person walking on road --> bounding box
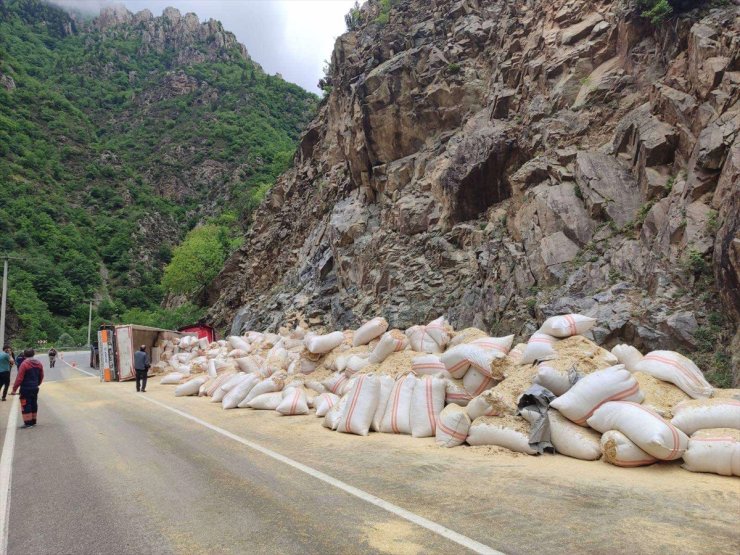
[134,345,150,393]
[0,346,14,401]
[11,349,44,428]
[48,346,58,368]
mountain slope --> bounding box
[208,0,738,386]
[0,0,317,345]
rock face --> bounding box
[95,6,249,62]
[208,0,739,383]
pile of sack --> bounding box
[160,314,740,477]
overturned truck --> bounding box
[98,324,192,382]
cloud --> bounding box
[46,0,355,93]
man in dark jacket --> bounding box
[134,345,150,393]
[0,346,14,401]
[12,349,44,428]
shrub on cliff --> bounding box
[345,1,364,31]
[638,0,708,24]
[162,225,233,297]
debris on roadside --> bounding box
[157,314,740,477]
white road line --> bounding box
[58,357,97,377]
[139,395,504,555]
[0,396,19,555]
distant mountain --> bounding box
[0,0,317,345]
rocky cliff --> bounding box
[208,0,739,385]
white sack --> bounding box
[242,375,284,406]
[534,365,575,396]
[305,380,326,394]
[198,381,210,397]
[410,376,446,437]
[345,355,371,376]
[600,430,658,467]
[436,404,471,448]
[234,357,261,374]
[323,372,350,395]
[670,399,740,435]
[305,331,345,354]
[161,372,185,385]
[207,360,218,379]
[445,379,472,407]
[223,374,260,409]
[633,351,713,399]
[206,371,235,397]
[338,374,380,436]
[248,392,283,410]
[550,365,643,425]
[440,344,474,379]
[174,376,208,397]
[462,367,496,398]
[411,354,448,378]
[611,344,643,372]
[548,410,602,461]
[682,428,740,476]
[299,358,318,374]
[539,314,596,338]
[466,418,536,455]
[371,375,396,432]
[470,335,514,355]
[353,317,389,347]
[228,336,251,352]
[315,393,340,417]
[405,316,450,354]
[466,394,494,421]
[323,394,349,430]
[440,343,504,379]
[379,374,417,434]
[520,332,558,364]
[212,372,246,403]
[276,387,310,415]
[368,331,408,364]
[587,401,688,460]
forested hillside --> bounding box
[0,0,317,346]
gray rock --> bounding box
[575,151,641,227]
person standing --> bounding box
[14,350,25,376]
[134,345,150,393]
[48,346,57,368]
[11,349,44,428]
[0,346,14,401]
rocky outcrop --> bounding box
[208,0,739,384]
[94,6,249,63]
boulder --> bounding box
[575,151,641,227]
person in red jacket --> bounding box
[11,349,44,428]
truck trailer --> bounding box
[98,324,193,382]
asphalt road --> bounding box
[0,354,738,555]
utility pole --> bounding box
[0,259,7,349]
[0,254,22,349]
[87,300,93,347]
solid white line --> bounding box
[139,395,504,555]
[0,396,19,555]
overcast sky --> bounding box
[50,0,356,93]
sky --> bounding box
[49,0,357,93]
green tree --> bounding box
[161,225,229,297]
